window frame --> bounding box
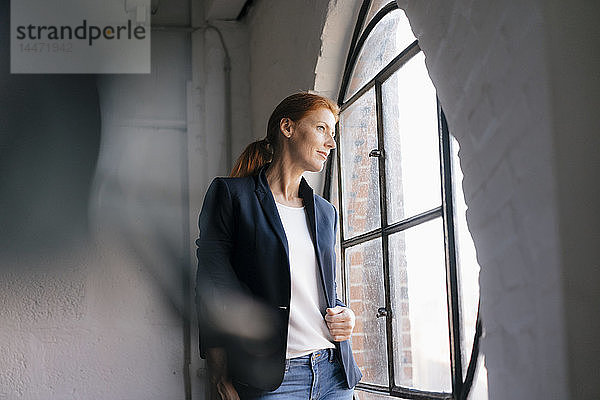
[323,1,482,399]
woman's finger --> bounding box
[330,331,352,338]
[327,321,351,329]
[329,327,352,335]
[333,335,351,342]
[217,380,240,400]
[325,314,350,322]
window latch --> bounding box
[376,307,388,318]
[368,149,382,158]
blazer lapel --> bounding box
[255,163,289,259]
[299,177,332,307]
[254,163,332,307]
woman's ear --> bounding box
[279,117,294,138]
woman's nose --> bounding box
[326,135,336,149]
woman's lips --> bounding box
[317,151,328,160]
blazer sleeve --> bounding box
[195,177,241,357]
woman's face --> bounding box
[281,107,337,173]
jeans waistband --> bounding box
[287,348,336,366]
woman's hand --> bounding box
[325,306,356,342]
[207,348,240,400]
[213,379,240,400]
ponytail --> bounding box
[229,138,273,178]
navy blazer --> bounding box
[195,163,362,391]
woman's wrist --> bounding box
[207,347,228,381]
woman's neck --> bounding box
[265,157,304,206]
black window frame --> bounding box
[322,1,482,399]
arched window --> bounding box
[324,1,487,399]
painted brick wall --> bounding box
[397,0,569,398]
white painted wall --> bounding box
[1,0,204,398]
[314,0,362,102]
[542,2,600,398]
[0,21,190,400]
[91,29,191,400]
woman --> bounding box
[195,92,362,400]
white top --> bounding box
[275,201,335,358]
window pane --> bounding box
[389,218,451,392]
[346,238,388,386]
[359,0,390,39]
[345,8,416,101]
[339,89,381,238]
[382,51,441,223]
[451,136,488,398]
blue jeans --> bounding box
[234,348,354,400]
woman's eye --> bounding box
[317,126,325,131]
